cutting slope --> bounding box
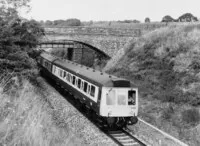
[108,25,200,105]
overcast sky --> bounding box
[22,0,200,22]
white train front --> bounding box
[38,52,138,127]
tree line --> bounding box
[41,12,198,27]
[41,18,82,26]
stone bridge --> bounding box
[43,26,141,57]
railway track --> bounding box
[104,128,146,146]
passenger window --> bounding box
[77,79,81,89]
[68,74,71,82]
[88,85,91,94]
[90,85,95,97]
[65,72,68,80]
[64,71,66,78]
[72,76,76,85]
[53,66,56,73]
[60,70,62,77]
[45,61,48,67]
[61,70,63,77]
[81,81,84,90]
[83,82,88,93]
[106,90,116,105]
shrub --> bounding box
[162,104,174,120]
[182,108,200,125]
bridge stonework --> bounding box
[43,27,141,57]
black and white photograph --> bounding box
[0,0,199,145]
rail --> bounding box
[105,128,146,146]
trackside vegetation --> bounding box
[0,0,45,83]
[107,24,200,145]
[109,25,200,105]
[0,1,73,145]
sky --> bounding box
[22,0,200,22]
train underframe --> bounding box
[105,116,138,128]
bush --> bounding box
[162,104,174,120]
[182,108,200,125]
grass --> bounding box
[182,108,200,125]
[0,75,80,146]
[106,24,200,145]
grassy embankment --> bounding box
[107,24,200,146]
[0,74,81,146]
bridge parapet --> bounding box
[44,26,141,37]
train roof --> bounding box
[40,52,131,87]
[40,51,58,62]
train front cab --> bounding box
[100,87,138,125]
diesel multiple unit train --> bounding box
[38,51,138,127]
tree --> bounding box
[53,19,65,25]
[145,17,150,23]
[0,0,31,17]
[65,18,81,26]
[178,13,198,22]
[45,20,53,26]
[0,0,44,78]
[161,15,175,22]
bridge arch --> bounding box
[38,39,110,59]
[38,39,110,68]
